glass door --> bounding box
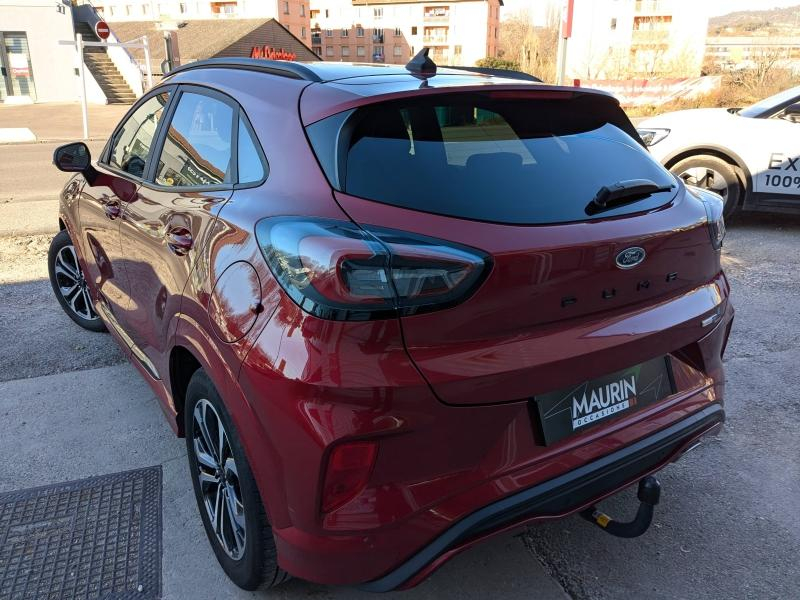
[0,33,36,101]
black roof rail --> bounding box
[444,66,542,83]
[164,58,323,82]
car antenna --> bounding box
[406,47,436,75]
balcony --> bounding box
[631,29,670,44]
[423,13,449,22]
[423,35,448,45]
[634,0,671,15]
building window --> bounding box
[211,1,237,14]
[283,1,289,14]
[374,7,383,19]
[494,27,498,39]
[300,4,305,16]
[314,46,322,56]
[454,44,462,54]
[357,45,366,56]
[411,26,417,35]
[108,5,114,15]
[142,5,148,14]
[356,27,364,37]
[393,45,402,56]
[611,17,617,30]
[342,46,351,56]
[325,9,329,17]
[341,29,349,37]
[373,45,384,61]
[325,29,333,37]
[394,27,401,36]
[301,26,306,38]
[373,28,384,43]
[424,6,449,18]
[125,5,132,16]
[179,3,186,13]
[326,46,334,56]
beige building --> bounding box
[706,36,800,73]
[90,0,311,45]
[309,0,501,66]
[562,0,710,79]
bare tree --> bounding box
[497,8,559,82]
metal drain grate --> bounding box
[0,466,162,600]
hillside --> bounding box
[710,4,800,34]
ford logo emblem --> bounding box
[615,247,646,269]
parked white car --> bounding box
[638,86,800,217]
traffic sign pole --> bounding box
[76,33,89,140]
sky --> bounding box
[503,0,800,22]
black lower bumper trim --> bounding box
[360,403,724,592]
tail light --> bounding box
[255,217,490,320]
[688,186,726,250]
[321,441,378,513]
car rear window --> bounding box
[306,91,677,225]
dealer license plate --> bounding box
[533,357,675,446]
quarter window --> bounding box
[154,92,234,187]
[237,116,266,184]
[108,91,171,178]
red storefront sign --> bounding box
[250,46,297,61]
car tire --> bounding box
[670,155,743,218]
[48,229,107,332]
[184,369,289,591]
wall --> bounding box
[0,0,77,102]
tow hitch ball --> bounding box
[579,476,661,538]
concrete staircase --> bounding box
[74,22,137,105]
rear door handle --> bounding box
[166,227,193,256]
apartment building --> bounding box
[707,36,800,73]
[309,0,501,66]
[90,0,310,45]
[563,0,709,79]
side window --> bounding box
[108,90,171,178]
[237,116,267,184]
[155,92,234,187]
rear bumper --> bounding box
[361,403,724,592]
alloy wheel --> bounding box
[192,399,247,560]
[678,166,729,200]
[53,244,99,321]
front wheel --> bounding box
[47,229,106,332]
[184,369,288,590]
[670,155,743,218]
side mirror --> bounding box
[782,102,800,123]
[53,142,91,173]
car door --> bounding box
[116,86,236,379]
[745,110,800,207]
[79,89,173,333]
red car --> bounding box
[50,54,732,591]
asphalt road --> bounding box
[1,181,799,597]
[0,141,107,236]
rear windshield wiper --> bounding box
[586,179,674,215]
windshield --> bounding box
[739,85,800,118]
[307,92,677,225]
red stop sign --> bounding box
[94,20,110,40]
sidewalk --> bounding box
[0,102,130,143]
